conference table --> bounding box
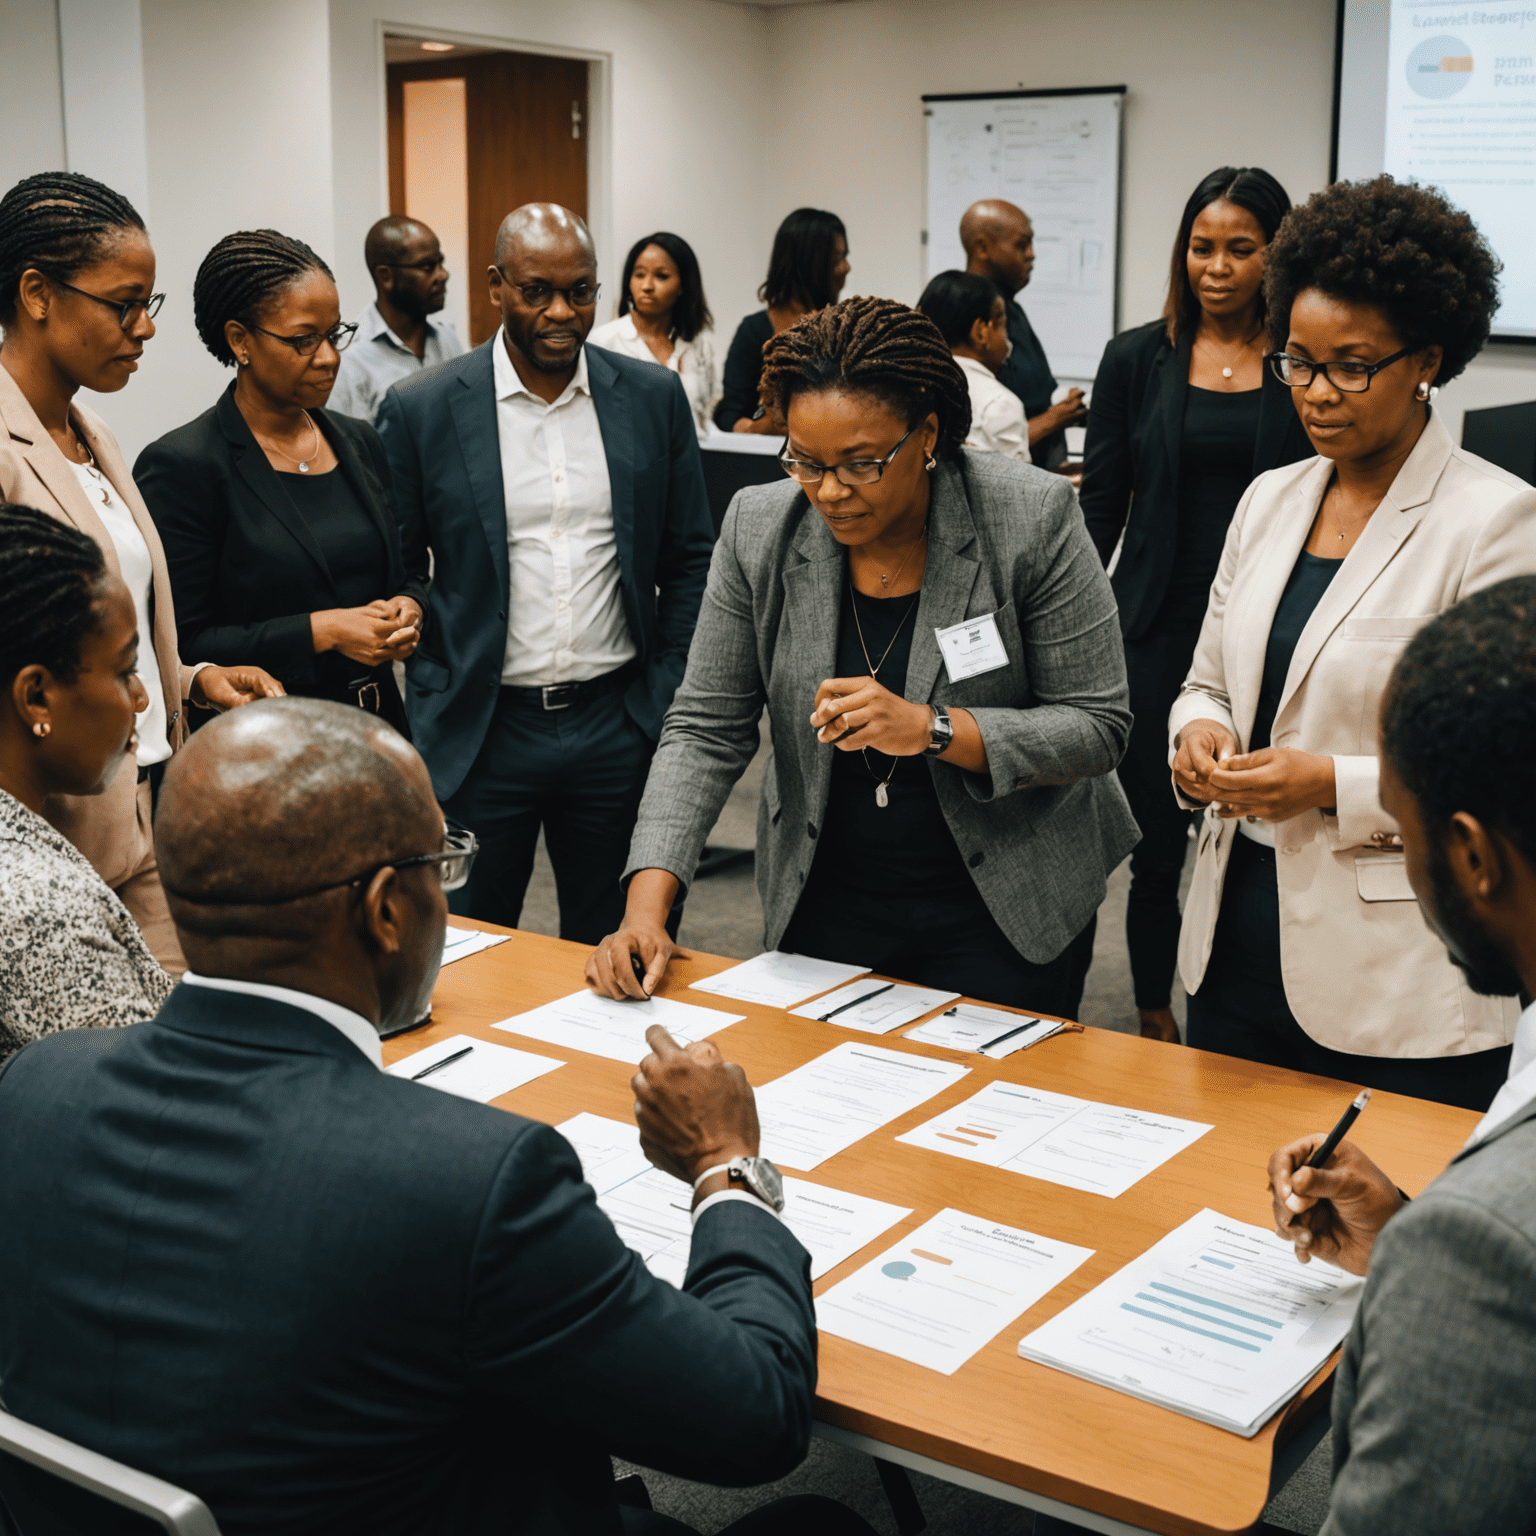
[389,922,1478,1536]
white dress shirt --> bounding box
[1469,998,1536,1146]
[180,972,383,1068]
[327,302,465,424]
[587,313,718,441]
[493,337,635,687]
[957,355,1029,462]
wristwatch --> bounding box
[922,704,954,757]
[693,1155,786,1213]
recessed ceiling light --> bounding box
[419,40,454,52]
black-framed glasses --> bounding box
[1267,348,1412,394]
[248,320,358,356]
[383,257,448,275]
[493,267,600,310]
[780,423,918,487]
[52,277,164,330]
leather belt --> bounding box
[500,663,636,712]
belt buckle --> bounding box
[541,684,573,711]
[353,681,382,714]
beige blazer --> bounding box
[1169,411,1536,1058]
[0,366,194,888]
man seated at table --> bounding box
[1265,576,1536,1535]
[0,698,876,1536]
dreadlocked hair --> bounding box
[0,172,145,326]
[193,229,334,367]
[758,296,973,459]
[0,504,109,687]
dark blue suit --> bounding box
[376,339,715,939]
[0,989,816,1536]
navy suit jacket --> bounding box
[0,989,816,1536]
[375,339,716,801]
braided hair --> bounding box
[193,229,334,367]
[0,504,109,688]
[758,296,973,458]
[0,172,145,326]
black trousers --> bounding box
[442,685,655,946]
[1186,834,1512,1111]
[1117,607,1205,1011]
[780,872,1098,1021]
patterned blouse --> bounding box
[0,788,176,1066]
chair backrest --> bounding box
[0,1410,220,1536]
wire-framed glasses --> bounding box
[493,267,601,310]
[249,321,359,356]
[779,423,918,487]
[1267,348,1412,394]
[51,278,165,330]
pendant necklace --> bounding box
[74,437,110,506]
[847,575,921,808]
[263,411,322,473]
[1206,327,1263,381]
[871,523,928,589]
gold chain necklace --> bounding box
[257,410,322,474]
[847,576,921,808]
[868,524,928,590]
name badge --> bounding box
[935,612,1009,683]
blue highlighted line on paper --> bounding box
[1120,1303,1261,1352]
[1199,1255,1235,1269]
[1134,1292,1273,1341]
[1149,1281,1283,1329]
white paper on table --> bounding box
[492,990,743,1064]
[557,1113,911,1284]
[440,926,510,965]
[898,1080,1212,1198]
[903,1003,1064,1057]
[385,1033,562,1103]
[753,1041,970,1171]
[816,1207,1095,1375]
[789,982,959,1033]
[689,951,871,1009]
[1018,1208,1362,1436]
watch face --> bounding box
[734,1156,785,1211]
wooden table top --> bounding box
[391,922,1478,1536]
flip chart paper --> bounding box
[492,990,743,1064]
[385,1033,562,1103]
[789,983,959,1033]
[816,1207,1095,1375]
[689,951,871,1009]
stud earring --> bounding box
[239,356,250,367]
[32,721,49,739]
[1416,381,1438,401]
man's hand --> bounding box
[1267,1134,1406,1275]
[811,676,932,756]
[1048,388,1088,431]
[1171,718,1239,804]
[191,665,285,711]
[632,1025,760,1185]
[1208,748,1337,822]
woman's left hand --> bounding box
[811,676,932,756]
[191,666,286,712]
[1207,748,1336,822]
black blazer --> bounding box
[1078,319,1313,642]
[0,988,817,1536]
[134,385,430,691]
[713,309,775,432]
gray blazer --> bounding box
[624,451,1137,965]
[1322,1097,1536,1535]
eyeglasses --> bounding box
[52,277,165,330]
[383,257,448,275]
[248,320,358,356]
[493,268,601,310]
[780,423,918,487]
[1267,348,1412,394]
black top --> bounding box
[1249,549,1342,753]
[714,310,776,432]
[1168,386,1263,604]
[815,579,973,896]
[997,296,1061,468]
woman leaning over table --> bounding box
[588,231,718,438]
[135,230,426,737]
[1171,176,1536,1110]
[0,173,283,972]
[587,296,1137,1019]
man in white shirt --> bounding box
[327,216,465,423]
[376,204,713,944]
[916,269,1029,461]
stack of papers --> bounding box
[385,1033,563,1102]
[557,1113,911,1285]
[788,982,959,1033]
[1018,1209,1362,1436]
[898,1081,1211,1198]
[754,1042,971,1170]
[905,1003,1066,1057]
[689,951,871,1008]
[441,926,510,965]
[816,1208,1095,1375]
[493,990,743,1064]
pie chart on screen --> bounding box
[1407,35,1473,98]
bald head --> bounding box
[960,200,1035,294]
[365,216,431,273]
[493,203,594,270]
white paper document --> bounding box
[816,1207,1095,1375]
[385,1033,562,1103]
[441,926,510,965]
[898,1080,1211,1198]
[904,1003,1066,1057]
[1018,1208,1363,1436]
[558,1114,911,1285]
[492,990,743,1064]
[689,951,871,1009]
[789,982,959,1033]
[754,1042,971,1171]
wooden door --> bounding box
[387,50,589,345]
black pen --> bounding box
[1306,1087,1372,1168]
[819,983,894,1022]
[412,1045,473,1081]
[977,1017,1045,1054]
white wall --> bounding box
[0,0,66,193]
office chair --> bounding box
[0,1409,220,1536]
[1461,399,1536,485]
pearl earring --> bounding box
[32,721,49,739]
[1416,381,1438,401]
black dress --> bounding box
[713,311,775,432]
